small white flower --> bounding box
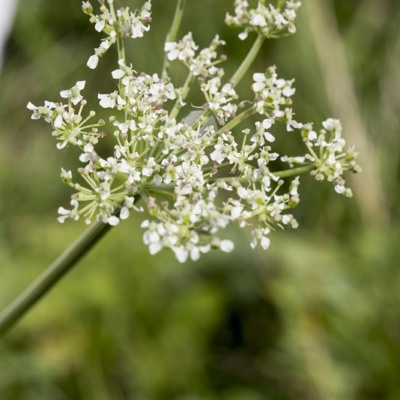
[164,42,179,61]
[60,81,86,105]
[98,93,116,108]
[260,235,270,250]
[131,20,150,38]
[220,239,234,253]
[120,207,130,220]
[112,68,125,79]
[79,143,95,163]
[334,184,346,194]
[250,228,271,250]
[252,73,266,92]
[95,20,105,32]
[283,85,295,97]
[237,186,250,199]
[308,130,317,141]
[323,118,341,131]
[238,31,248,40]
[173,245,189,263]
[27,102,41,120]
[262,119,272,129]
[57,199,79,223]
[108,216,120,226]
[87,54,99,69]
[250,13,266,27]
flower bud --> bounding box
[82,1,93,15]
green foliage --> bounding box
[1,0,399,399]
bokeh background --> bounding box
[1,0,400,399]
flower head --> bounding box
[28,0,360,262]
[226,0,302,40]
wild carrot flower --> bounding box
[27,0,360,262]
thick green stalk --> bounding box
[0,220,113,338]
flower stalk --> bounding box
[0,220,113,337]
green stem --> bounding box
[143,165,315,191]
[109,0,128,124]
[162,0,186,78]
[230,34,265,86]
[0,221,114,338]
[108,1,126,65]
[116,35,126,64]
[216,105,257,134]
[208,164,314,184]
[274,164,314,178]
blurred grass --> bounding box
[1,0,400,399]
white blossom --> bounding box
[60,81,86,105]
[28,0,360,263]
[226,0,302,39]
[87,54,99,69]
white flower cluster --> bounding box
[282,118,361,196]
[226,0,302,40]
[83,0,151,69]
[27,0,360,262]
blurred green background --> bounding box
[1,0,400,399]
